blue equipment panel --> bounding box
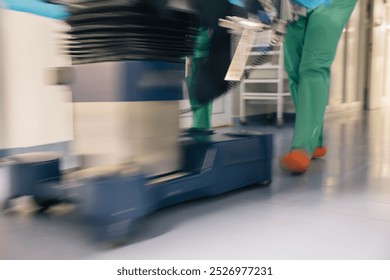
[3,130,272,242]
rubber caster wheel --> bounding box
[257,180,272,187]
[2,199,11,211]
[104,236,135,248]
[33,197,61,213]
[276,120,284,129]
[239,119,248,126]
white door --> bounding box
[367,0,390,109]
[383,2,390,105]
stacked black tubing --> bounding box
[62,1,199,64]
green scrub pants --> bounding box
[283,0,357,155]
[187,27,213,129]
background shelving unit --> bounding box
[239,38,290,127]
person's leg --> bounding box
[284,16,307,109]
[292,0,357,155]
[187,27,213,130]
[284,15,326,159]
[191,99,213,128]
[285,16,326,157]
[282,0,357,172]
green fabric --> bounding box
[187,27,213,129]
[193,28,211,59]
[284,0,357,155]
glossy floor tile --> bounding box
[1,108,390,260]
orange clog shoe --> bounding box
[312,146,327,158]
[280,149,310,173]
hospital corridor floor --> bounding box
[1,108,390,260]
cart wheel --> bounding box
[276,119,284,129]
[257,180,272,187]
[239,119,248,126]
[104,236,134,248]
[2,199,11,211]
[33,197,60,213]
